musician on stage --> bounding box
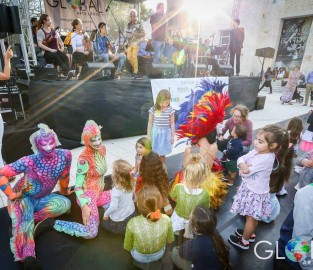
[37,14,70,77]
[126,9,145,79]
[71,19,92,79]
[150,2,168,64]
[93,22,126,79]
[229,18,244,76]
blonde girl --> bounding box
[170,156,210,239]
[147,89,175,163]
[124,185,174,263]
[102,160,136,234]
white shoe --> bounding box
[277,187,288,196]
[294,166,303,174]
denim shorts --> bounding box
[131,247,165,263]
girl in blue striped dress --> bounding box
[147,89,175,163]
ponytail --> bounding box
[269,129,293,193]
[212,231,232,270]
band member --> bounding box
[37,14,70,76]
[71,19,92,78]
[126,9,145,79]
[93,22,126,79]
[150,2,167,64]
[229,18,244,76]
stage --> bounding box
[2,76,260,163]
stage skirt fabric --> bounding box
[151,126,172,156]
[300,130,313,152]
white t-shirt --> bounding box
[71,32,89,52]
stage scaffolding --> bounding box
[0,0,44,80]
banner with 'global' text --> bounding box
[44,0,106,31]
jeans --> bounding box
[131,247,165,263]
[230,48,241,75]
[98,52,126,73]
[152,40,165,64]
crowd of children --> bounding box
[3,86,313,270]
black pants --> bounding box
[73,51,93,66]
[44,50,69,74]
[259,80,273,93]
[230,48,241,75]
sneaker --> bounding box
[34,218,55,239]
[65,70,74,80]
[220,155,227,163]
[133,73,142,80]
[228,234,250,250]
[23,256,43,270]
[235,229,256,242]
[221,177,229,182]
[294,166,303,174]
[227,183,234,187]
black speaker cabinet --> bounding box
[255,47,275,58]
[79,62,115,80]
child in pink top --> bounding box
[228,125,289,250]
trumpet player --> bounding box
[94,22,126,79]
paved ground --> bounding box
[0,82,310,269]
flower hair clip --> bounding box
[147,209,162,220]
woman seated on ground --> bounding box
[217,104,253,154]
[71,19,93,78]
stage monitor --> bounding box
[255,47,275,58]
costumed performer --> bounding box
[35,120,112,239]
[0,124,72,269]
[173,78,231,209]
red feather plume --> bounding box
[176,91,231,143]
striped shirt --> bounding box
[149,106,174,128]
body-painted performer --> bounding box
[0,124,72,269]
[41,120,111,239]
[173,78,231,209]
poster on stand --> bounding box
[275,16,313,69]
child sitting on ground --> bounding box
[102,160,136,234]
[171,206,231,270]
[170,155,210,240]
[222,124,247,186]
[124,185,174,264]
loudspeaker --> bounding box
[255,47,275,58]
[219,65,234,76]
[255,95,266,110]
[79,62,115,80]
[33,66,59,81]
[150,63,175,78]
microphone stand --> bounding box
[105,1,126,53]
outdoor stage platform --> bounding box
[28,76,260,149]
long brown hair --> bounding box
[155,89,171,111]
[286,117,303,146]
[136,185,163,222]
[38,14,49,29]
[190,206,232,270]
[139,151,170,199]
[112,160,134,192]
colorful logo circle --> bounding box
[285,237,311,262]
